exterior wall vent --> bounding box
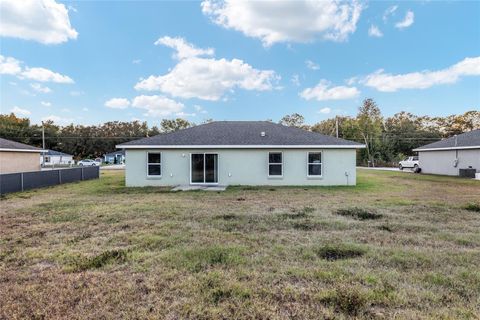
[260,131,266,137]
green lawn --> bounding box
[1,169,479,319]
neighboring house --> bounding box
[117,121,364,187]
[0,138,44,174]
[413,129,480,176]
[104,150,125,164]
[41,149,74,166]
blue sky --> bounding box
[1,0,479,126]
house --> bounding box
[41,149,74,166]
[413,129,480,176]
[104,150,125,164]
[117,121,364,187]
[0,138,44,174]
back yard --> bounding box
[1,169,479,319]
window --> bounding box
[268,152,283,177]
[147,152,161,176]
[307,152,322,176]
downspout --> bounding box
[453,135,459,169]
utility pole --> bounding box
[42,122,45,167]
[335,116,339,138]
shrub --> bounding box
[315,244,366,261]
[335,208,382,220]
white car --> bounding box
[77,159,101,166]
[399,156,419,171]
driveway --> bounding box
[359,167,414,173]
[101,164,125,170]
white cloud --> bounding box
[176,111,196,117]
[383,5,398,22]
[11,106,31,116]
[201,0,362,46]
[291,74,301,86]
[70,90,84,96]
[395,10,414,29]
[131,95,184,117]
[82,107,89,112]
[0,55,22,74]
[31,83,52,93]
[41,115,73,125]
[135,38,279,101]
[104,98,130,109]
[368,25,383,38]
[305,60,320,70]
[194,105,208,114]
[300,80,360,101]
[0,0,78,44]
[67,5,77,13]
[154,36,214,60]
[132,59,141,64]
[0,54,73,84]
[41,101,52,107]
[318,107,331,114]
[22,67,73,83]
[361,56,480,92]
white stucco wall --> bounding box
[418,149,480,176]
[125,148,357,186]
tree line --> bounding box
[1,99,478,164]
[280,99,478,165]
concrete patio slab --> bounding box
[171,185,227,192]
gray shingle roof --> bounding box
[118,121,363,148]
[414,129,480,151]
[0,137,43,152]
[41,149,72,156]
[104,150,125,157]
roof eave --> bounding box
[413,146,480,152]
[116,144,366,149]
[0,148,46,153]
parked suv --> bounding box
[77,159,101,166]
[399,156,419,171]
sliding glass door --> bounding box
[191,153,218,184]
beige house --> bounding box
[0,138,44,174]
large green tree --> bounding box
[160,118,194,133]
[279,113,309,129]
[355,99,384,166]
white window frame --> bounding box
[146,151,162,178]
[307,151,322,178]
[268,151,283,178]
